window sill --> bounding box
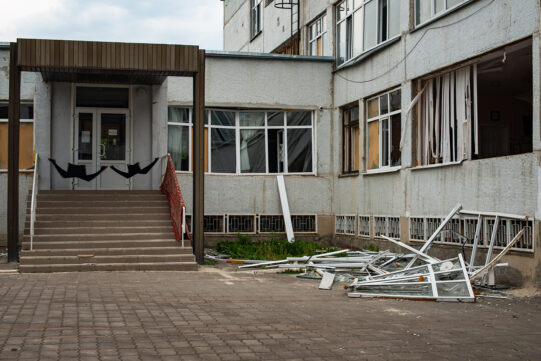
[334,35,401,72]
[410,161,463,171]
[338,171,359,178]
[363,166,401,176]
[0,169,34,173]
[175,171,317,176]
[411,0,477,33]
[250,30,262,43]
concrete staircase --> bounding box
[21,190,197,273]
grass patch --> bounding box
[201,261,217,266]
[216,234,340,261]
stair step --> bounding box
[35,207,169,214]
[32,194,166,201]
[25,220,173,229]
[24,233,178,242]
[30,200,168,208]
[22,239,189,250]
[34,214,172,221]
[39,190,161,195]
[30,226,174,235]
[20,247,193,257]
[19,262,198,273]
[20,254,195,265]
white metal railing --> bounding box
[29,153,39,250]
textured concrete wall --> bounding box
[132,85,153,190]
[168,55,334,219]
[0,173,33,239]
[0,48,35,102]
[50,83,72,190]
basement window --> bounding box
[0,102,34,170]
[366,88,401,170]
[413,39,532,166]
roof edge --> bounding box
[206,50,335,63]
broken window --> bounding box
[336,0,400,65]
[415,0,470,26]
[251,0,263,38]
[309,13,327,56]
[366,88,401,170]
[413,40,532,166]
[342,104,359,174]
[0,102,34,170]
[167,107,314,175]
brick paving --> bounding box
[0,266,540,360]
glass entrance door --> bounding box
[74,109,130,190]
[97,111,130,189]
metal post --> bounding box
[7,42,20,262]
[192,49,205,264]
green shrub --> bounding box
[216,235,340,261]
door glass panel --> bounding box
[78,113,93,160]
[101,113,126,161]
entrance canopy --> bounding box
[8,38,206,263]
[16,38,200,83]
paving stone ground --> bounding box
[0,265,540,360]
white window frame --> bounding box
[415,0,472,27]
[167,107,316,176]
[251,0,263,39]
[309,13,327,56]
[365,87,401,171]
[336,0,401,66]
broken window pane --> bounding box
[211,128,236,173]
[287,129,312,172]
[391,114,401,166]
[381,118,389,166]
[240,129,266,173]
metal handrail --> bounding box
[30,153,39,251]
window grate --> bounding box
[259,215,285,233]
[228,215,255,233]
[335,215,356,235]
[441,218,462,244]
[409,217,425,241]
[291,215,316,233]
[358,215,370,237]
[387,217,400,238]
[374,216,387,237]
[203,215,225,233]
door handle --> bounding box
[98,143,105,159]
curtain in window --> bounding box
[240,129,265,173]
[167,125,189,171]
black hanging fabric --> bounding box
[49,158,107,182]
[110,158,159,179]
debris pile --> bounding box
[205,204,527,302]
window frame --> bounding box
[341,104,360,175]
[336,0,401,66]
[251,0,263,39]
[414,0,472,28]
[167,107,316,176]
[309,13,327,56]
[365,87,402,172]
[0,101,35,171]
